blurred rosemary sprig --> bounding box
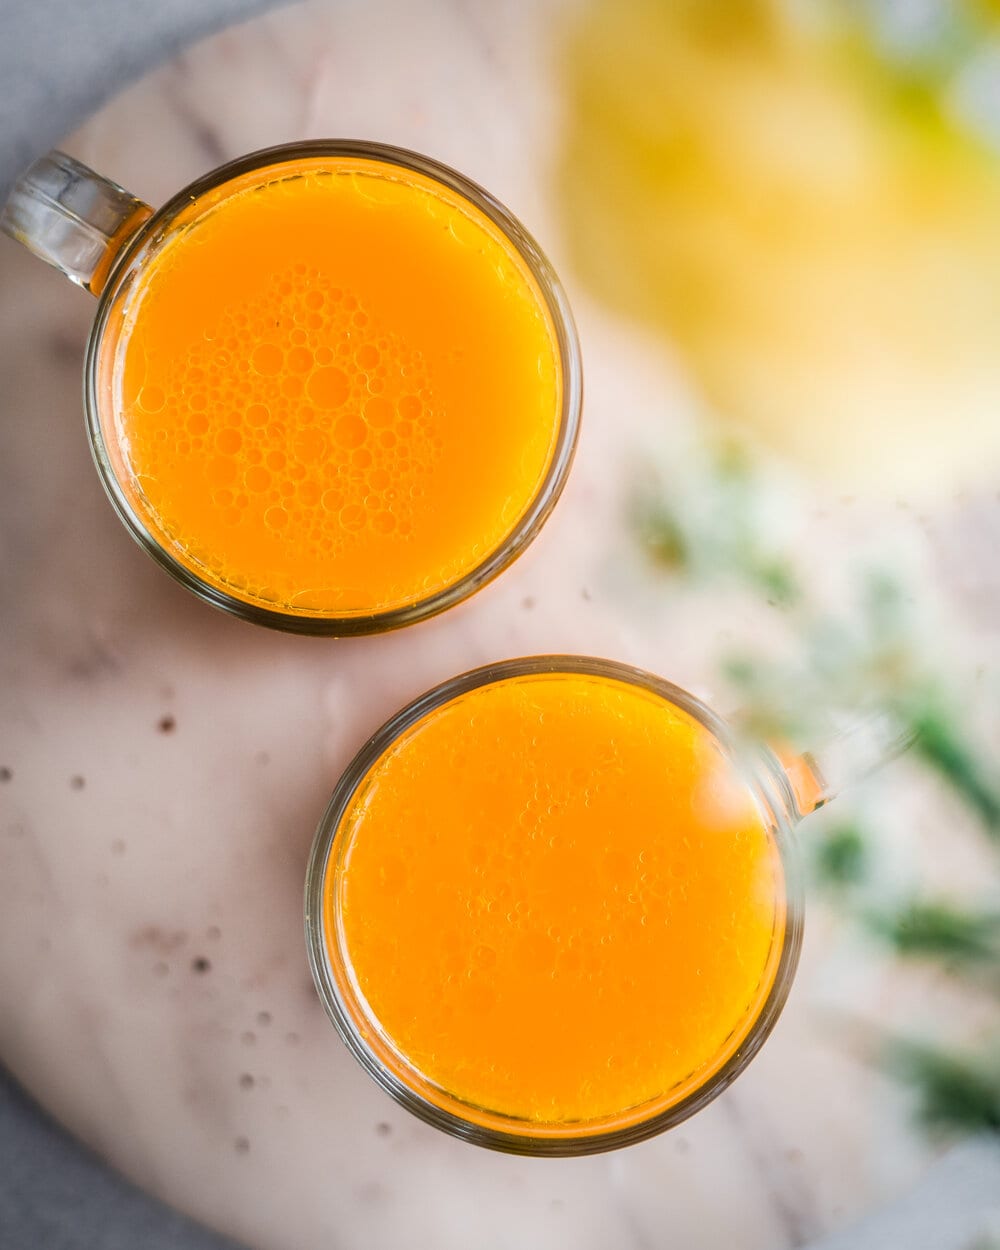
[636,439,802,610]
[870,900,1000,965]
[907,697,1000,837]
[889,1040,1000,1136]
[636,435,1000,1137]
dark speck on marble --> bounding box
[131,925,188,953]
[69,774,85,790]
[0,767,12,782]
[157,715,176,734]
[375,1121,391,1137]
[238,1074,255,1091]
[191,957,211,974]
[256,1011,272,1027]
[234,1136,250,1154]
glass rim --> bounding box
[83,139,583,636]
[304,654,805,1156]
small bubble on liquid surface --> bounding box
[215,428,242,455]
[307,366,350,409]
[294,427,327,465]
[322,488,345,513]
[334,413,367,450]
[251,343,282,376]
[398,394,422,421]
[139,385,165,412]
[286,346,313,373]
[365,396,393,428]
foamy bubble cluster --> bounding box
[132,261,443,604]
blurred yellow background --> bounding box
[558,0,1000,496]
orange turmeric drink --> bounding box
[90,144,579,631]
[307,658,797,1153]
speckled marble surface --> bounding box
[1,3,998,1248]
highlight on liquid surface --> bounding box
[325,669,787,1130]
[98,155,564,619]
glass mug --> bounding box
[1,143,582,634]
[305,655,877,1157]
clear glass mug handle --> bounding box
[769,710,916,824]
[0,150,152,296]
